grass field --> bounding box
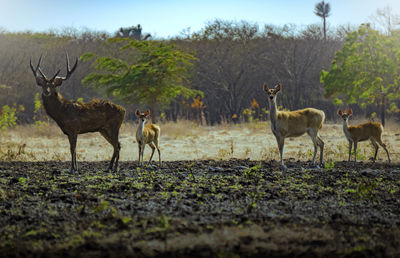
[0,120,399,164]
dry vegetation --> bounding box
[1,120,399,164]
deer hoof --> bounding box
[310,164,320,169]
[279,164,287,171]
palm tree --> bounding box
[314,1,331,40]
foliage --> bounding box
[321,24,400,125]
[324,161,335,170]
[81,38,202,122]
[314,1,331,19]
[33,93,49,127]
[0,104,21,130]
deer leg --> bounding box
[275,135,286,171]
[114,142,121,172]
[307,130,318,165]
[148,142,156,164]
[354,141,358,162]
[110,132,121,173]
[370,139,378,162]
[137,143,142,166]
[377,138,391,163]
[68,134,78,173]
[317,133,324,166]
[153,136,162,166]
[140,144,146,167]
[156,143,161,167]
[348,141,353,162]
[100,130,116,172]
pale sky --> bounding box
[0,0,399,38]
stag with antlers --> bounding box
[30,54,126,173]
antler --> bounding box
[30,54,43,77]
[30,54,60,82]
[57,52,78,81]
[30,53,78,86]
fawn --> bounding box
[135,109,161,166]
[337,108,390,163]
[264,83,325,170]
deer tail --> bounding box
[319,111,326,129]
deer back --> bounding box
[142,124,160,143]
[43,95,125,134]
[348,122,383,141]
[276,108,325,136]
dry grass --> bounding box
[1,120,399,163]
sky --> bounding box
[0,0,399,38]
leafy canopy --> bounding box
[314,1,331,19]
[81,38,202,107]
[321,24,400,111]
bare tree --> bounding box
[369,6,400,36]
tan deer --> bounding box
[135,109,161,166]
[30,54,126,173]
[337,108,390,163]
[264,83,325,170]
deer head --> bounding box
[30,53,78,96]
[337,108,352,121]
[263,83,281,100]
[136,109,150,123]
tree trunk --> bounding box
[323,17,326,41]
[381,95,385,127]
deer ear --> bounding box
[275,84,281,92]
[347,109,353,116]
[35,76,46,87]
[263,83,269,92]
[145,109,150,116]
[337,109,343,116]
[53,77,63,87]
[136,109,141,116]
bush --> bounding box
[0,105,20,130]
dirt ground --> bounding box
[1,159,400,257]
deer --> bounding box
[30,54,126,173]
[337,108,390,163]
[264,83,325,171]
[135,109,161,167]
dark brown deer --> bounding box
[30,54,126,173]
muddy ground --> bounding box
[0,159,400,257]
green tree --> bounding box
[81,39,201,122]
[314,0,331,40]
[321,24,400,126]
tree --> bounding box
[190,20,263,124]
[369,6,400,36]
[314,0,331,40]
[321,24,400,126]
[81,38,201,123]
[115,24,151,40]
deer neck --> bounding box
[136,120,146,140]
[41,92,65,121]
[342,119,351,139]
[268,98,279,131]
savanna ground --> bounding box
[1,120,400,257]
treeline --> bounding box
[0,20,394,125]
